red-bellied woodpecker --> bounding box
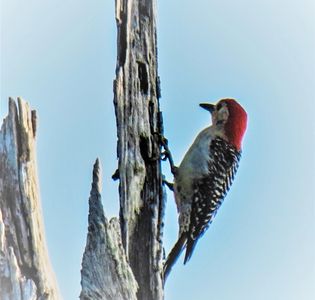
[163,98,248,280]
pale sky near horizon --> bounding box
[1,1,315,299]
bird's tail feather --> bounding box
[184,237,198,264]
[163,233,187,282]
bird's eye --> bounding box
[216,120,224,125]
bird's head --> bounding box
[200,98,247,151]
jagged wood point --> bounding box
[0,98,60,299]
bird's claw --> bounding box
[162,178,174,191]
[161,150,169,161]
[153,132,177,176]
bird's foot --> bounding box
[154,132,178,176]
[163,178,174,191]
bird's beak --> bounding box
[199,103,215,114]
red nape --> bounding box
[224,99,248,151]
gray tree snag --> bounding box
[0,98,60,300]
[80,0,165,299]
[80,159,138,300]
[80,1,165,299]
[114,0,165,299]
[1,0,166,299]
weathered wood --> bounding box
[1,1,165,299]
[80,159,138,300]
[113,0,165,299]
[0,98,60,300]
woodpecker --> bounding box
[163,98,247,280]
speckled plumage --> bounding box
[184,137,241,263]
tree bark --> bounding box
[80,159,138,300]
[113,0,165,299]
[0,98,60,300]
[1,1,164,299]
[80,0,165,298]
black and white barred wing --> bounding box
[184,138,241,264]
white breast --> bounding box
[178,127,213,177]
[174,127,214,209]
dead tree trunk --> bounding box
[114,0,164,299]
[0,98,60,300]
[80,0,165,299]
[81,0,165,299]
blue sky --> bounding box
[1,1,315,299]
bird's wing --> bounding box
[184,138,241,264]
